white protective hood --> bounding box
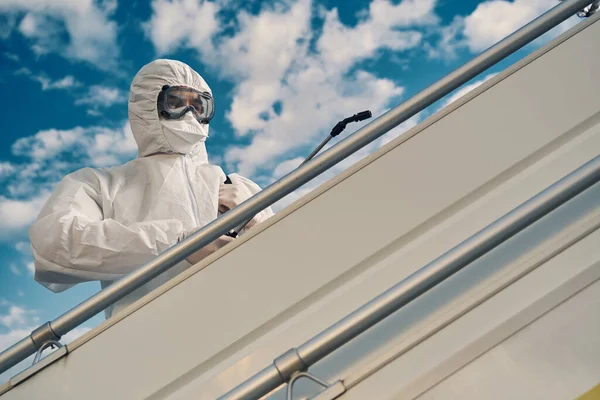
[29,59,273,319]
[129,59,212,159]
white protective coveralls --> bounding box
[29,59,273,319]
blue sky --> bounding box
[0,0,584,382]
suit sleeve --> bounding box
[29,168,186,292]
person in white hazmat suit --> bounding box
[28,59,273,319]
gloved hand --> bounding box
[219,178,261,229]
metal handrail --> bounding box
[0,0,594,377]
[218,154,600,399]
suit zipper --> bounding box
[183,156,201,224]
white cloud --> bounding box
[75,85,127,108]
[11,122,136,165]
[317,0,435,71]
[463,0,578,52]
[0,191,50,238]
[14,243,35,274]
[18,11,47,37]
[26,262,35,275]
[14,241,30,255]
[0,122,137,240]
[0,12,17,39]
[12,127,84,161]
[0,0,120,69]
[100,0,118,14]
[0,162,15,180]
[10,264,21,276]
[13,67,81,91]
[12,243,34,274]
[0,305,32,329]
[31,43,50,57]
[37,75,80,91]
[73,84,129,118]
[86,122,138,166]
[226,70,405,176]
[145,0,438,177]
[14,67,31,76]
[423,0,581,62]
[229,8,312,134]
[87,109,103,117]
[367,0,438,26]
[145,0,221,55]
[424,16,466,61]
[144,0,573,209]
[3,52,19,62]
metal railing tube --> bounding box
[219,156,600,400]
[0,0,593,377]
[0,338,35,375]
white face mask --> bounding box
[159,112,210,156]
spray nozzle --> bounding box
[352,110,372,122]
[330,110,372,137]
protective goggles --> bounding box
[157,85,215,124]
